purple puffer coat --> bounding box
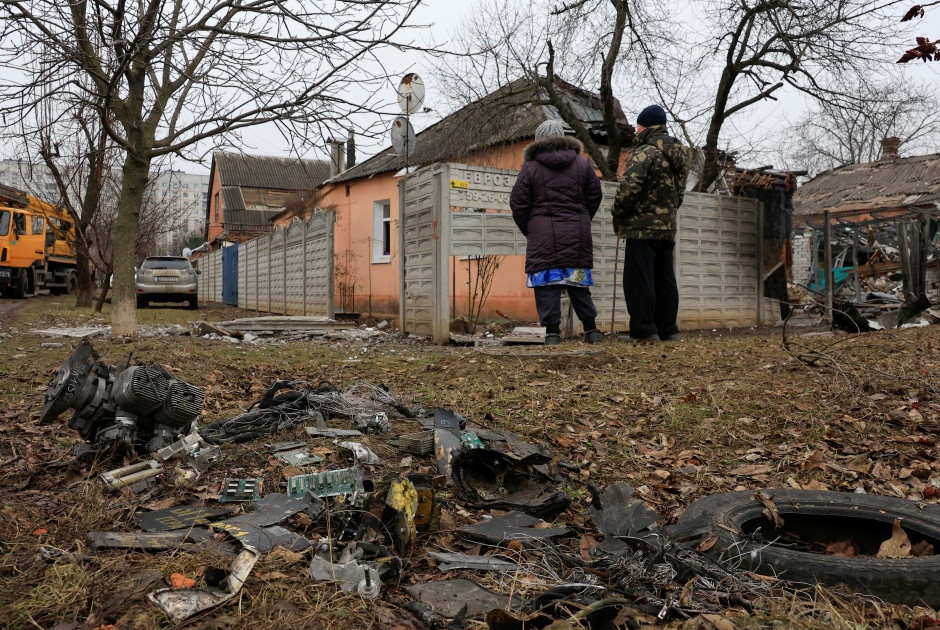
[510,136,602,274]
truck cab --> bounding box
[0,185,78,298]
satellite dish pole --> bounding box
[393,74,426,334]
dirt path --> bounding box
[0,298,28,326]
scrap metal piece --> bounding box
[589,481,659,539]
[433,408,465,436]
[451,449,570,519]
[302,492,327,520]
[287,467,369,498]
[101,460,163,491]
[274,449,323,466]
[265,440,308,453]
[113,363,171,415]
[219,478,263,502]
[305,426,362,439]
[434,427,462,479]
[227,493,306,527]
[86,529,215,551]
[148,545,260,623]
[209,522,310,553]
[427,551,519,573]
[138,505,230,532]
[337,441,384,466]
[309,555,381,598]
[155,432,221,471]
[458,511,570,546]
[404,578,522,619]
[354,411,390,434]
[39,339,99,425]
[400,429,434,455]
[385,477,418,555]
[410,473,445,532]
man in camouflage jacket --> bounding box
[612,105,691,343]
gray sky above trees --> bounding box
[237,0,940,175]
[3,0,939,175]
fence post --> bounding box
[823,210,833,321]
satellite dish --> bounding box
[182,247,192,259]
[390,116,416,156]
[397,73,425,114]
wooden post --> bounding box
[823,210,833,322]
[756,201,764,326]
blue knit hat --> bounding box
[637,105,667,127]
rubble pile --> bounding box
[36,341,940,627]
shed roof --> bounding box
[328,76,629,185]
[793,152,940,217]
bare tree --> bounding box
[0,0,421,336]
[431,0,659,180]
[682,0,910,190]
[434,0,913,190]
[88,166,191,311]
[780,77,940,175]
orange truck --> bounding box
[0,184,79,298]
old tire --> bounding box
[671,489,940,607]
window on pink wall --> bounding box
[372,200,391,262]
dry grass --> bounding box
[1,296,939,628]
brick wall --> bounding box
[791,227,814,286]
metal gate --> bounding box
[222,245,239,306]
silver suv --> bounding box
[136,256,199,309]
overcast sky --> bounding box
[5,0,939,175]
[235,0,940,174]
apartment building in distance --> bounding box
[0,159,210,257]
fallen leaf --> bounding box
[876,519,911,558]
[699,613,737,630]
[32,528,47,536]
[845,454,872,474]
[730,464,773,476]
[696,534,718,552]
[826,540,858,557]
[753,491,784,529]
[912,540,935,557]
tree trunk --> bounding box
[111,152,150,337]
[75,246,94,307]
[696,67,735,192]
[95,276,110,313]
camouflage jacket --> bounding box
[612,125,691,240]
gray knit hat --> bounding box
[535,119,565,139]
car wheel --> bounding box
[670,489,940,607]
[188,296,198,310]
[137,297,148,308]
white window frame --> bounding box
[372,200,392,263]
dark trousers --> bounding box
[534,285,597,335]
[622,239,679,340]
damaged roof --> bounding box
[793,152,940,218]
[327,76,629,185]
[210,152,331,237]
[214,152,331,190]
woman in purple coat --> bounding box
[510,119,604,345]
